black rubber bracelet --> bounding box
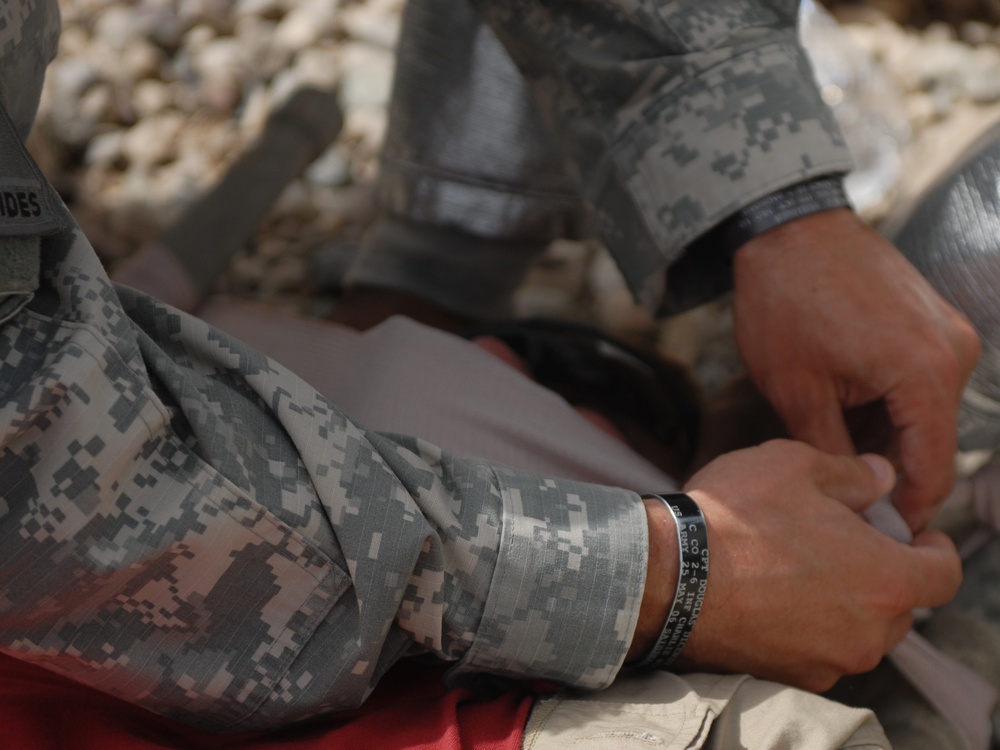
[638,492,709,671]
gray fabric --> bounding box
[890,120,1000,453]
[346,216,549,319]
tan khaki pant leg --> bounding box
[523,672,890,750]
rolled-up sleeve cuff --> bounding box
[594,39,855,315]
[450,466,647,690]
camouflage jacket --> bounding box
[0,101,647,730]
[472,0,855,312]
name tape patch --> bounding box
[0,188,43,220]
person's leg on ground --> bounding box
[336,0,585,329]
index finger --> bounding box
[772,378,856,457]
[887,388,958,531]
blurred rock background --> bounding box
[27,0,1000,393]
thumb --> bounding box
[815,452,897,512]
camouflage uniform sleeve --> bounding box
[469,0,855,313]
[0,223,647,731]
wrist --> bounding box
[627,493,710,668]
[636,493,710,669]
[661,176,852,315]
[718,176,851,258]
[627,497,679,663]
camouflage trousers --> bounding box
[343,0,583,319]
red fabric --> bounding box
[0,654,538,750]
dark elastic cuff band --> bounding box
[698,175,850,259]
[637,492,709,671]
[661,176,851,314]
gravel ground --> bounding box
[27,0,1000,392]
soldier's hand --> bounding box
[665,441,961,691]
[732,208,980,531]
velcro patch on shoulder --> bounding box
[0,102,64,237]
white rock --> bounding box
[274,0,341,50]
[175,120,243,171]
[903,37,971,92]
[273,180,314,217]
[339,43,395,110]
[905,91,941,128]
[343,108,388,171]
[58,26,92,58]
[121,40,164,82]
[93,6,140,51]
[183,24,217,53]
[48,58,103,100]
[234,0,289,20]
[925,21,958,43]
[84,129,126,167]
[233,16,292,80]
[142,7,188,50]
[960,21,994,46]
[239,84,272,139]
[132,79,174,118]
[340,5,401,50]
[178,0,233,35]
[287,47,342,91]
[192,38,248,111]
[77,82,114,122]
[121,112,185,169]
[364,0,406,19]
[193,37,246,76]
[44,78,112,146]
[962,48,1000,103]
[306,144,352,188]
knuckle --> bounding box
[846,640,885,675]
[760,438,810,461]
[955,315,982,365]
[925,335,973,387]
[801,671,839,694]
[877,581,915,617]
[932,553,963,603]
